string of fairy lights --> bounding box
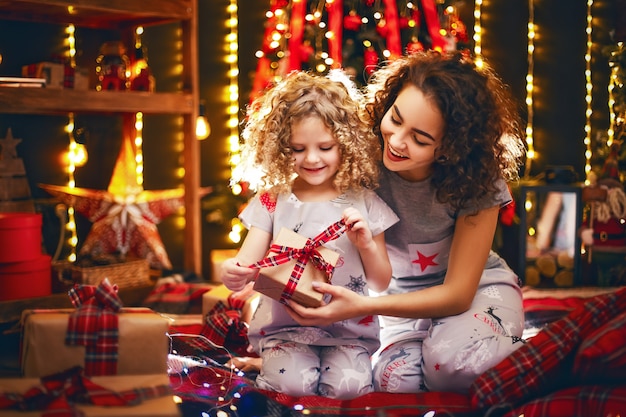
[584,0,594,184]
[607,42,623,148]
[225,0,245,245]
[64,25,79,262]
[525,0,536,178]
[472,0,482,66]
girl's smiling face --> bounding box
[380,85,445,182]
[290,116,341,191]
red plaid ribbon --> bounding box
[0,366,171,417]
[249,220,350,304]
[197,295,248,348]
[65,278,123,376]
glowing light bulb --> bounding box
[196,101,211,140]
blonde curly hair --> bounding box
[235,70,380,195]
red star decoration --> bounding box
[40,134,210,270]
[357,315,375,326]
[434,363,441,371]
[412,250,439,272]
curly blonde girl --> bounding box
[237,70,380,195]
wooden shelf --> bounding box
[0,0,203,276]
[0,88,194,115]
[0,0,193,29]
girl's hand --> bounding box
[342,207,374,250]
[221,258,257,291]
[285,282,366,326]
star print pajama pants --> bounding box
[372,264,525,394]
[255,341,375,399]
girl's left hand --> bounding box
[342,207,373,249]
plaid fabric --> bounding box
[573,310,626,383]
[507,385,626,417]
[171,365,476,417]
[263,390,477,416]
[0,366,171,417]
[200,297,247,347]
[470,287,626,411]
[65,278,123,376]
[250,220,350,304]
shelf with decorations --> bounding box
[0,0,203,280]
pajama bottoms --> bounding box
[373,262,525,394]
[256,341,374,399]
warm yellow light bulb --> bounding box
[196,116,210,140]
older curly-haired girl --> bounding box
[289,51,528,394]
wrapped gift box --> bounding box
[21,62,65,89]
[21,308,169,378]
[253,227,339,308]
[0,213,42,263]
[202,283,259,324]
[0,254,51,301]
[0,374,180,417]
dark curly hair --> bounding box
[364,50,526,213]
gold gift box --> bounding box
[0,374,180,417]
[21,308,169,378]
[253,227,339,308]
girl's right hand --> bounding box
[221,258,257,291]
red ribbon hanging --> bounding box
[420,0,447,51]
[288,0,307,72]
[327,0,343,68]
[382,0,402,58]
[249,220,350,304]
[65,278,122,376]
[251,0,287,101]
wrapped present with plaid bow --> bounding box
[21,278,169,378]
[202,282,259,326]
[250,221,346,308]
[0,367,180,417]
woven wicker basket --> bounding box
[72,258,151,288]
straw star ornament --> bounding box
[40,135,207,270]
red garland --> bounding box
[251,0,284,101]
[382,0,402,58]
[327,0,343,69]
[420,0,447,51]
[288,0,307,72]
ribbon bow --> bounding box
[199,295,248,348]
[0,366,171,417]
[249,219,350,304]
[65,278,123,376]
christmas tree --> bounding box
[251,0,470,96]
